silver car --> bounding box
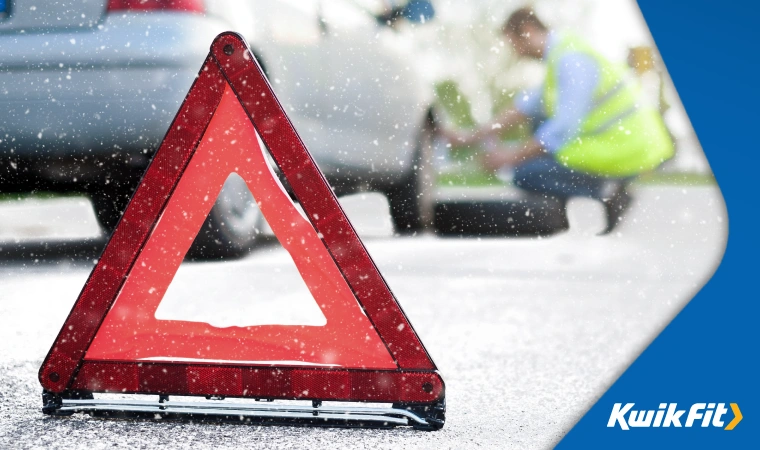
[0,0,436,257]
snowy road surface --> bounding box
[0,186,725,449]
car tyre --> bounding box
[91,174,261,260]
[90,187,133,234]
[385,114,435,233]
[434,195,569,237]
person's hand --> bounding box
[480,140,544,172]
[480,148,518,172]
[440,126,499,146]
[440,128,474,145]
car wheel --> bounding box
[90,187,133,234]
[434,195,569,237]
[91,174,260,259]
[385,114,435,233]
[187,173,262,260]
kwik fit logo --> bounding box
[608,403,742,430]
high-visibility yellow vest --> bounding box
[543,34,674,177]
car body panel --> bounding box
[0,0,105,33]
[0,13,228,162]
[0,1,431,189]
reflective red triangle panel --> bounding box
[38,32,443,405]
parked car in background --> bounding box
[0,0,436,258]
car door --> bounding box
[244,0,330,156]
[318,0,424,176]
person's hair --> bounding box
[502,7,547,36]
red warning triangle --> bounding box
[39,33,443,408]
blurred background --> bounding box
[415,0,708,175]
[0,0,713,253]
[0,1,728,447]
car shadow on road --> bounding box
[0,235,284,267]
[0,238,106,266]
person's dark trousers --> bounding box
[513,155,632,233]
[513,155,608,200]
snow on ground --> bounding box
[0,185,725,449]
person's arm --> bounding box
[443,85,542,145]
[490,107,531,132]
[481,138,544,170]
[442,107,528,145]
[480,53,600,172]
[482,86,544,134]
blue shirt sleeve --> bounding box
[535,53,600,153]
[514,87,545,120]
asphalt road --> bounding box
[0,185,726,449]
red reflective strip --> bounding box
[188,367,243,397]
[107,0,204,13]
[74,362,139,393]
[243,368,291,398]
[140,364,188,394]
[71,362,445,403]
[211,33,435,370]
[292,369,351,399]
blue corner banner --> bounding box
[559,1,758,447]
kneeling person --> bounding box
[448,7,673,233]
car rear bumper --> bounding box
[0,66,196,157]
[0,12,230,160]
